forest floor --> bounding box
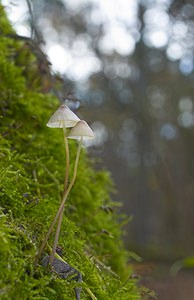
[139,262,194,300]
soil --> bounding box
[138,262,194,300]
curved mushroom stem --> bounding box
[34,130,70,266]
[34,137,83,266]
[50,133,69,259]
[49,137,83,265]
[63,128,70,191]
[54,131,70,255]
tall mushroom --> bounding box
[46,104,80,128]
[47,104,80,190]
[35,105,80,265]
[49,120,94,265]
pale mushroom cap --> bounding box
[67,120,95,140]
[47,105,80,128]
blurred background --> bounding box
[3,0,194,295]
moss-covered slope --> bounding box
[0,5,144,300]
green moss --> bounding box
[0,4,146,299]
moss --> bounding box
[0,4,148,300]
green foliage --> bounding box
[0,5,145,299]
[171,255,194,276]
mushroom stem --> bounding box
[34,138,82,266]
[49,133,69,265]
[49,132,69,258]
[49,137,82,265]
[63,129,70,191]
[34,131,70,266]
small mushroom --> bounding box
[35,105,80,265]
[67,120,95,140]
[49,121,94,265]
[46,104,80,189]
[46,104,80,128]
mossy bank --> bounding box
[0,4,149,299]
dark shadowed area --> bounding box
[3,0,194,298]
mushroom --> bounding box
[35,105,80,265]
[67,120,94,140]
[47,104,80,189]
[46,104,80,128]
[49,120,94,265]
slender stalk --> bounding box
[56,133,70,251]
[34,210,59,265]
[49,134,69,261]
[34,138,82,266]
[63,129,70,191]
[49,135,69,265]
[49,138,82,265]
[34,128,69,266]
